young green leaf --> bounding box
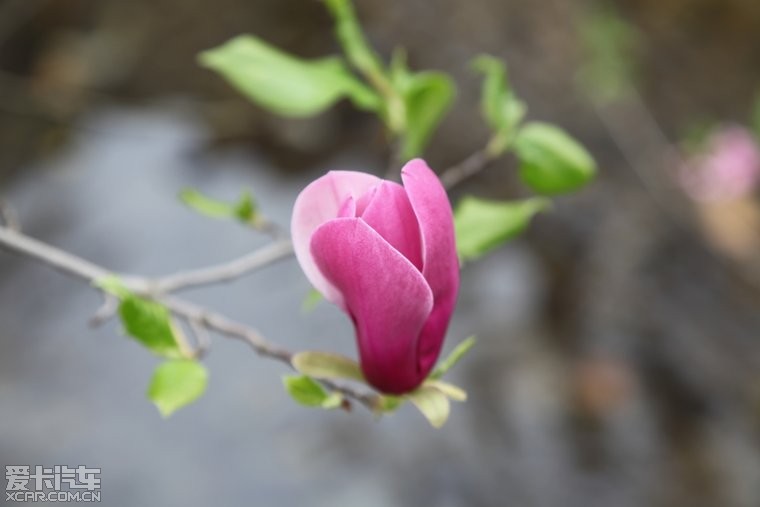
[283,375,342,409]
[199,35,380,117]
[454,197,549,261]
[430,335,477,379]
[180,189,237,219]
[292,351,364,382]
[407,386,451,428]
[233,191,256,223]
[514,122,597,194]
[147,359,208,418]
[472,55,526,154]
[119,295,182,358]
[301,288,324,313]
[180,188,258,225]
[400,72,456,158]
[93,275,131,299]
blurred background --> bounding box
[1,0,760,506]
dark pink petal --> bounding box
[401,159,460,375]
[360,181,423,270]
[310,218,434,393]
[291,171,381,308]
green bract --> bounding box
[291,351,364,382]
[407,386,450,429]
[430,336,477,379]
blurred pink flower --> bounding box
[679,126,760,202]
[291,159,460,394]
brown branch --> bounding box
[0,225,378,411]
[439,148,496,189]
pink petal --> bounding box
[310,218,434,393]
[359,181,423,270]
[401,159,461,375]
[291,171,381,308]
[337,196,356,218]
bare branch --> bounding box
[188,318,212,359]
[153,239,294,293]
[0,225,378,411]
[439,148,495,189]
[0,227,111,281]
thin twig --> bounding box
[153,239,294,293]
[384,138,405,180]
[188,318,212,359]
[0,225,378,411]
[89,293,118,328]
[439,148,495,189]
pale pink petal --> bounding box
[310,218,434,393]
[337,196,356,218]
[360,181,423,269]
[291,171,381,307]
[401,159,460,374]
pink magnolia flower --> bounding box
[291,159,460,394]
[678,126,760,202]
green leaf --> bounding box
[430,335,477,379]
[400,72,456,158]
[283,375,342,409]
[514,122,597,194]
[292,351,364,382]
[180,188,257,225]
[407,386,450,428]
[119,295,182,358]
[301,288,324,313]
[147,359,208,418]
[199,35,380,116]
[472,55,526,154]
[424,380,467,402]
[454,197,549,261]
